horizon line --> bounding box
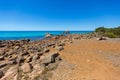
[0,30,94,31]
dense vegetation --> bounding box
[95,26,120,38]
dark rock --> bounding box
[55,55,61,62]
[99,37,108,40]
[21,39,30,44]
[0,63,7,68]
[0,40,2,42]
[22,51,29,56]
[0,44,6,48]
[36,52,43,56]
[0,70,4,78]
[0,56,4,60]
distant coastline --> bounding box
[0,31,93,40]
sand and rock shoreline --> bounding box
[0,33,120,80]
[0,33,75,80]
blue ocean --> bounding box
[0,31,93,40]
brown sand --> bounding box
[51,39,120,80]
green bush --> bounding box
[95,27,106,33]
[95,26,120,38]
[104,32,116,38]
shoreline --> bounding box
[0,31,93,40]
[0,33,120,80]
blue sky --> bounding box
[0,0,120,31]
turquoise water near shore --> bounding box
[0,31,93,40]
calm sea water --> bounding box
[0,31,93,40]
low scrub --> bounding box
[104,32,116,38]
[95,26,120,38]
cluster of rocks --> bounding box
[0,35,73,80]
[0,32,104,80]
[0,39,30,48]
[45,33,53,38]
[71,32,97,40]
[71,32,109,41]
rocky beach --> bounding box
[0,33,120,80]
[1,0,120,79]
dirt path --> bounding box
[51,39,120,80]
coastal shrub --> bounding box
[95,26,120,38]
[95,27,106,33]
[104,32,116,38]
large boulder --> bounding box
[41,52,61,66]
[21,63,31,73]
[45,33,53,38]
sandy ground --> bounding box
[51,39,120,80]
